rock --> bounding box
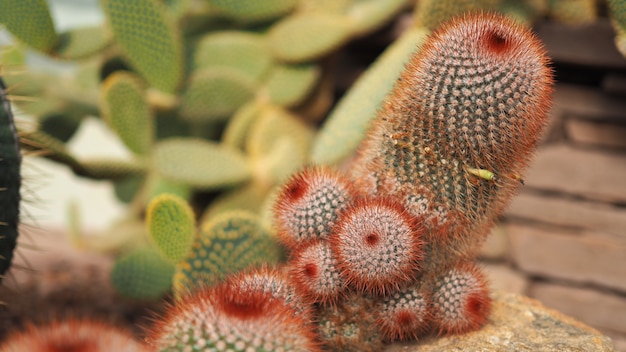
[508,223,626,292]
[530,282,626,335]
[387,291,616,352]
[566,119,626,150]
[506,193,626,237]
[524,144,626,204]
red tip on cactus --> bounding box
[274,166,356,250]
[330,197,426,295]
[287,240,345,304]
[148,268,321,351]
[374,283,431,342]
[0,320,148,352]
[430,262,491,335]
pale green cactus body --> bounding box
[193,31,273,82]
[110,247,176,299]
[101,0,184,93]
[608,0,626,57]
[549,0,597,25]
[180,68,257,122]
[345,0,408,36]
[152,138,251,189]
[269,13,354,62]
[147,194,196,263]
[100,72,154,155]
[207,0,299,23]
[0,0,58,53]
[55,25,113,60]
[264,63,321,107]
[414,0,501,30]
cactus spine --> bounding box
[0,77,21,284]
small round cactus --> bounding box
[287,240,345,304]
[429,262,491,335]
[0,320,149,352]
[149,267,321,351]
[374,282,431,342]
[274,166,356,250]
[330,197,426,295]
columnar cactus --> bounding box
[0,77,21,284]
[350,12,553,269]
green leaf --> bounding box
[180,68,257,123]
[264,63,320,107]
[0,0,58,53]
[268,13,353,62]
[54,25,112,59]
[147,194,195,263]
[100,72,154,155]
[153,138,251,189]
[193,31,273,82]
[311,27,430,165]
[101,0,184,93]
[173,211,283,295]
[110,246,175,299]
[207,0,298,23]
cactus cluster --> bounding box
[141,12,553,352]
[0,0,577,350]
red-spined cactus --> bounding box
[148,267,321,351]
[274,166,357,250]
[0,320,148,352]
[330,197,426,295]
[287,240,345,305]
[350,12,553,268]
[427,262,491,335]
[374,282,431,342]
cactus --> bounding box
[427,262,491,335]
[0,320,149,352]
[0,77,21,285]
[173,211,283,295]
[110,246,176,299]
[148,268,321,351]
[274,166,356,250]
[374,281,431,342]
[147,194,195,263]
[349,12,553,269]
[608,0,626,57]
[287,240,345,304]
[330,197,426,295]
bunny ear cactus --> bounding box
[0,77,21,285]
[173,210,284,296]
[0,0,58,53]
[608,0,626,57]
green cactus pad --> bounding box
[311,27,429,165]
[207,0,298,23]
[144,173,191,203]
[345,0,408,36]
[222,101,263,151]
[110,246,176,299]
[414,0,501,30]
[247,105,313,184]
[193,31,273,82]
[0,78,21,284]
[298,0,352,14]
[153,138,251,189]
[202,181,270,220]
[39,113,81,143]
[0,0,58,53]
[147,194,195,263]
[54,25,112,60]
[78,159,147,180]
[113,175,144,204]
[264,63,320,107]
[100,72,154,155]
[180,68,257,123]
[268,13,353,62]
[101,0,184,93]
[173,211,283,294]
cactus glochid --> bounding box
[0,77,21,284]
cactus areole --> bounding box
[0,77,21,284]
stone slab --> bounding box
[506,192,626,237]
[524,144,626,204]
[566,119,626,150]
[388,291,616,352]
[509,223,626,292]
[536,19,626,69]
[483,263,529,295]
[530,282,626,335]
[553,84,626,122]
